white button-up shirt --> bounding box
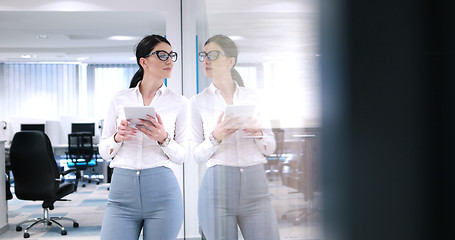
[99,82,188,170]
[189,83,275,168]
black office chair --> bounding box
[10,131,79,238]
[65,132,100,187]
[280,132,321,225]
[5,173,13,200]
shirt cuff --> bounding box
[204,138,220,156]
[160,139,186,165]
[109,134,123,150]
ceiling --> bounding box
[0,11,165,64]
[0,0,318,65]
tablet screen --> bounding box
[123,106,156,127]
[224,105,256,119]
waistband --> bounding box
[210,164,265,173]
[112,166,171,176]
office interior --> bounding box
[3,0,453,240]
[0,0,323,239]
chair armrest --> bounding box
[59,168,79,192]
[61,168,77,176]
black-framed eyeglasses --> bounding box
[198,50,228,62]
[144,50,178,62]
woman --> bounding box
[99,34,187,240]
[190,35,280,240]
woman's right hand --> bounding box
[114,119,137,143]
[211,111,243,142]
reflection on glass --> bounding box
[191,35,280,239]
[196,0,322,239]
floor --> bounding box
[0,177,322,240]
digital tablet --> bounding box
[123,106,156,127]
[224,105,256,119]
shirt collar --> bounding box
[135,80,168,96]
[157,82,167,95]
[208,81,241,95]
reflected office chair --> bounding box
[65,133,100,187]
[10,131,79,238]
[265,128,285,181]
[280,133,321,225]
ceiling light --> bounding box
[108,36,140,41]
[228,36,245,41]
[76,57,89,61]
[21,54,31,59]
[36,35,48,39]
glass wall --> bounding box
[188,0,322,239]
[0,0,321,239]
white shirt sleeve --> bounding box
[254,128,276,156]
[253,110,276,156]
[189,98,219,164]
[159,97,189,165]
[98,97,123,160]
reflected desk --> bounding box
[280,128,321,224]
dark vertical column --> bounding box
[429,1,455,238]
[320,0,455,239]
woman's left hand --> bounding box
[136,113,168,143]
[242,118,263,138]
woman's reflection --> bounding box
[190,35,280,240]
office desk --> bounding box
[0,141,8,234]
[53,144,110,183]
[52,144,98,156]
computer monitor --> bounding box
[20,124,45,132]
[71,123,95,136]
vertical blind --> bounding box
[0,63,137,122]
[0,63,80,120]
[87,64,137,120]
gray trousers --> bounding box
[198,164,280,240]
[100,167,183,240]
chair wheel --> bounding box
[82,184,86,187]
[61,229,67,235]
[24,232,30,238]
[47,221,52,226]
[16,226,22,231]
[73,222,79,228]
[96,182,100,185]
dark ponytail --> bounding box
[204,35,244,87]
[129,34,171,88]
[129,68,144,88]
[231,68,244,87]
